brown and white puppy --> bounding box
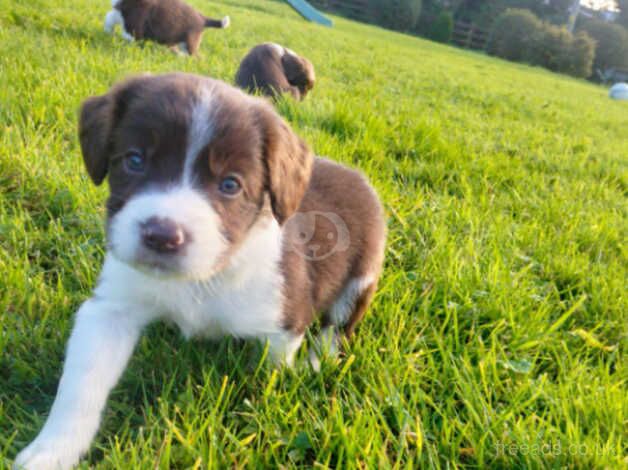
[13,73,385,470]
[235,43,315,100]
[104,0,230,55]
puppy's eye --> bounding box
[219,176,241,195]
[123,150,146,174]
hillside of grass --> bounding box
[0,0,626,468]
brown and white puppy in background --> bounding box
[104,0,230,55]
[236,43,315,100]
[13,73,385,470]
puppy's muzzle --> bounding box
[140,217,186,253]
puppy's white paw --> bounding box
[221,16,231,28]
[14,439,79,470]
[121,31,135,42]
[104,10,117,33]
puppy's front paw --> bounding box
[14,439,79,470]
[221,16,231,28]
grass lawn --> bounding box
[0,0,626,468]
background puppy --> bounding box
[14,73,385,470]
[104,0,230,55]
[235,43,315,100]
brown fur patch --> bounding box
[116,0,227,54]
[280,158,386,334]
[235,43,315,100]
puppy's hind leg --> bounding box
[184,32,203,56]
[308,324,340,372]
[169,43,188,56]
[309,276,378,371]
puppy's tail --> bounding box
[205,15,230,29]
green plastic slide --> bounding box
[284,0,333,27]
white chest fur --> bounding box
[94,217,286,339]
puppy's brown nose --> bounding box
[141,217,186,253]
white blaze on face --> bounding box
[183,86,216,186]
[108,83,227,280]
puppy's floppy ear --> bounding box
[282,53,315,97]
[282,53,309,84]
[78,74,151,185]
[79,94,113,185]
[255,101,313,225]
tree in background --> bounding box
[616,0,628,29]
[452,0,503,29]
[569,31,596,77]
[542,0,579,22]
[486,8,543,60]
[428,10,454,41]
[415,1,576,36]
[370,0,423,31]
[579,18,628,75]
[487,8,595,78]
[452,0,575,28]
[414,0,455,37]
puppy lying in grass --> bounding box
[104,0,230,55]
[14,73,385,469]
[236,43,315,100]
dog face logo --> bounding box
[284,211,350,260]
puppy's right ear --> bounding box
[281,53,315,96]
[255,100,313,225]
[79,94,113,186]
[281,53,304,84]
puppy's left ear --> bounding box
[255,102,313,225]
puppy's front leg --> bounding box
[14,298,146,470]
[103,10,122,34]
[266,331,304,367]
[286,86,302,101]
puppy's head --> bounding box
[79,73,312,280]
[282,51,315,98]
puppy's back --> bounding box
[235,43,292,98]
[117,0,205,44]
[145,0,205,42]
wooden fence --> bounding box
[451,20,488,50]
[306,2,490,51]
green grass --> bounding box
[0,0,626,468]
